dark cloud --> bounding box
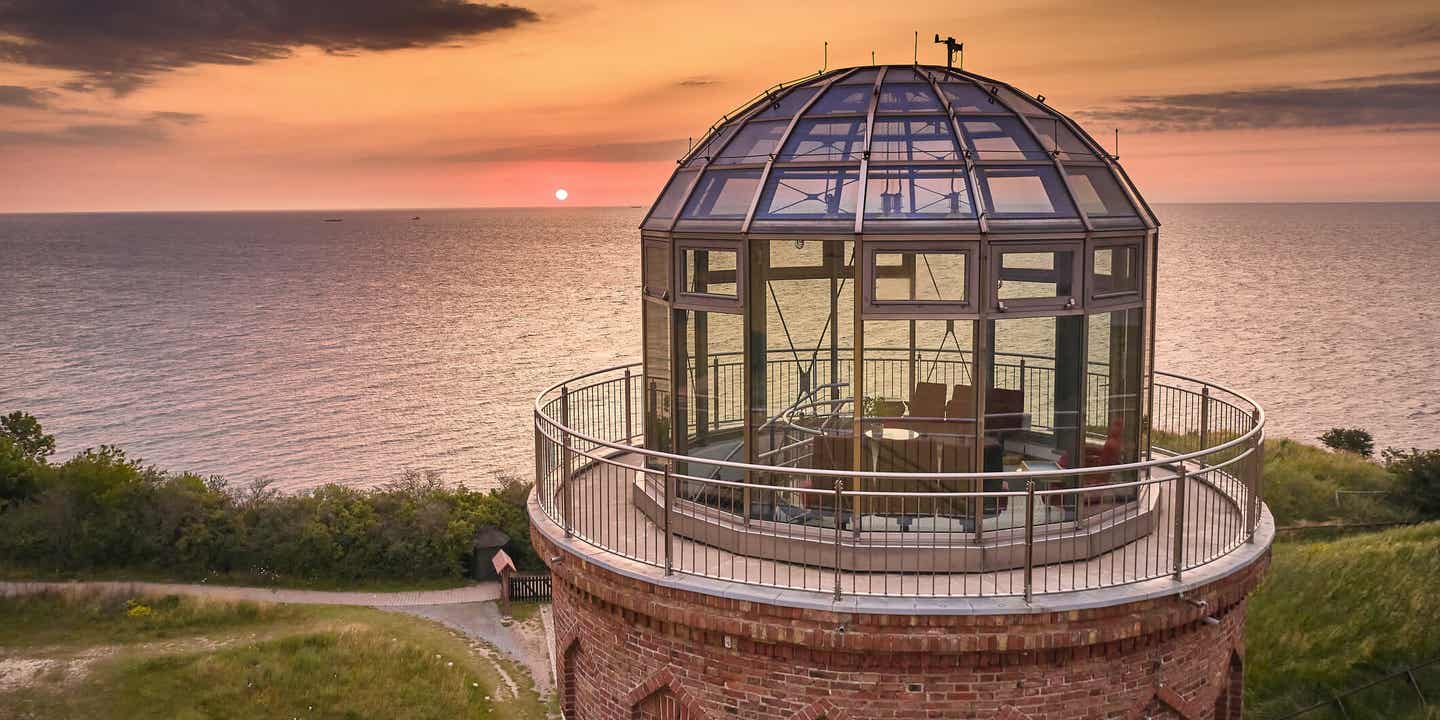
[1079,70,1440,132]
[0,0,540,95]
[676,77,719,88]
[0,84,55,108]
[0,110,205,146]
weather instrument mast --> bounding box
[934,34,963,70]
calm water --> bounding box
[1,204,1436,490]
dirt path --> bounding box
[0,580,500,607]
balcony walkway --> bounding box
[538,451,1273,613]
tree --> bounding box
[1383,447,1440,519]
[1,412,56,462]
[1319,427,1374,458]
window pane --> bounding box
[1031,119,1099,161]
[1082,308,1145,511]
[985,316,1084,494]
[683,125,738,168]
[675,309,744,482]
[870,116,960,161]
[681,247,738,298]
[958,118,1045,160]
[645,169,697,226]
[807,84,872,115]
[1092,244,1141,296]
[874,251,969,303]
[778,118,866,161]
[993,85,1051,116]
[680,169,761,220]
[758,168,860,220]
[715,120,788,164]
[643,243,669,297]
[978,167,1077,218]
[997,249,1076,301]
[864,168,974,219]
[941,83,1004,113]
[837,68,879,84]
[755,86,818,119]
[877,82,943,113]
[1068,166,1136,217]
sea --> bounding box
[2,204,1436,490]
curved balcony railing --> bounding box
[533,357,1267,600]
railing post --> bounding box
[833,479,844,600]
[1018,356,1027,401]
[623,368,634,444]
[561,385,573,539]
[1199,386,1211,452]
[1249,408,1264,543]
[1024,478,1035,603]
[1172,466,1188,580]
[711,356,720,431]
[533,413,544,499]
[664,459,675,576]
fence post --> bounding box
[833,479,844,600]
[561,385,573,539]
[1173,466,1188,580]
[1199,386,1211,452]
[623,368,634,444]
[664,459,675,576]
[1024,478,1036,602]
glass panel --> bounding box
[755,86,818,119]
[983,316,1084,525]
[997,249,1077,302]
[977,167,1077,218]
[864,168,974,219]
[675,309,745,486]
[941,83,1004,113]
[643,300,672,466]
[681,247,738,298]
[645,169,697,225]
[858,319,978,521]
[807,84,873,115]
[877,83,943,113]
[1081,308,1144,514]
[870,116,960,161]
[994,85,1051,116]
[1092,243,1142,297]
[837,68,879,84]
[643,242,669,298]
[957,118,1045,160]
[777,118,866,161]
[715,120,788,164]
[746,240,855,485]
[1030,119,1098,161]
[757,168,860,220]
[1068,166,1136,217]
[680,169,761,220]
[873,251,969,303]
[683,125,738,168]
[880,67,924,83]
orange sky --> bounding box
[1,0,1437,212]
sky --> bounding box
[0,0,1437,212]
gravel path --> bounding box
[0,580,500,607]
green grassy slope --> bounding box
[1248,522,1440,719]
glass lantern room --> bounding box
[638,65,1158,524]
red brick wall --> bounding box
[538,528,1267,720]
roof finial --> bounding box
[934,34,963,71]
[822,41,828,73]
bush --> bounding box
[1383,447,1440,519]
[0,413,541,585]
[1261,438,1411,527]
[1318,427,1375,457]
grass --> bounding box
[1247,522,1440,719]
[1260,438,1411,528]
[0,590,550,720]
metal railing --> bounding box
[533,358,1266,599]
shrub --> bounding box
[1260,438,1410,527]
[1383,447,1440,519]
[1318,427,1375,457]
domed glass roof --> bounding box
[642,64,1157,235]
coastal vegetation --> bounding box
[1247,522,1440,719]
[0,589,549,719]
[0,412,540,588]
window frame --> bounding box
[673,238,744,312]
[988,241,1085,316]
[1086,237,1145,309]
[642,239,671,300]
[861,240,980,318]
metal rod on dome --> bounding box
[823,41,828,72]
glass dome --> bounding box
[638,64,1160,532]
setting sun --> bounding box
[554,188,568,201]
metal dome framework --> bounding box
[633,63,1168,547]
